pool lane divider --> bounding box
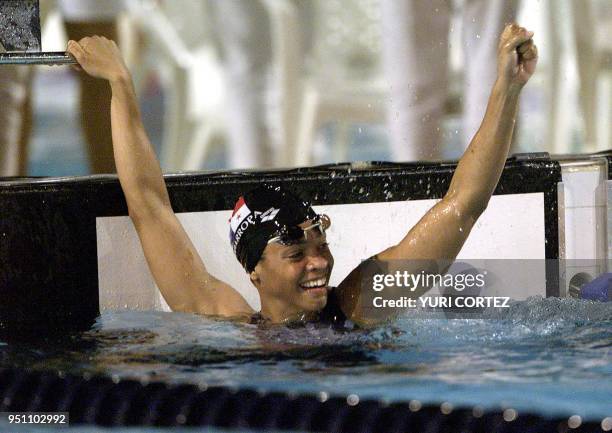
[0,367,607,432]
[0,158,561,340]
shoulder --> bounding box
[335,257,384,306]
[320,287,348,324]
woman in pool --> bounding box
[66,23,538,325]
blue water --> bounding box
[1,297,610,427]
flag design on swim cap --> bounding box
[229,196,253,253]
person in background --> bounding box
[58,0,126,173]
[381,0,517,161]
[0,65,32,176]
[0,0,125,176]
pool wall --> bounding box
[0,157,567,339]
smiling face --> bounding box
[250,219,334,322]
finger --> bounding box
[506,28,534,51]
[66,40,86,64]
[500,23,530,51]
[521,44,538,61]
[502,22,519,36]
[517,39,534,54]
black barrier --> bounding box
[0,367,606,432]
[0,159,561,339]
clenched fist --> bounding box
[497,23,538,88]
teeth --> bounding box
[301,278,326,288]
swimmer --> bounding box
[65,23,538,325]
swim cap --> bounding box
[229,184,317,272]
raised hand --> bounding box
[497,23,538,88]
[66,36,128,83]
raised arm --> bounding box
[378,23,538,263]
[67,37,253,317]
[337,24,538,321]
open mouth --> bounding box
[299,277,328,291]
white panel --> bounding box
[563,206,601,260]
[558,161,608,295]
[97,192,546,311]
[562,168,606,208]
[96,218,170,311]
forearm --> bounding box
[109,73,171,217]
[447,80,522,215]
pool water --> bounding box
[1,297,610,423]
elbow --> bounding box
[127,201,168,228]
[464,197,488,219]
[446,190,488,222]
[126,197,149,223]
[127,206,144,225]
[126,190,172,223]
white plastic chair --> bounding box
[290,0,387,166]
[127,0,226,171]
